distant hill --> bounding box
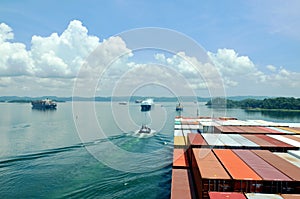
[0,95,272,103]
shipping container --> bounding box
[173,148,189,168]
[209,192,246,199]
[274,152,300,168]
[192,148,231,198]
[234,150,291,181]
[189,125,200,130]
[181,124,191,130]
[174,124,182,130]
[245,193,283,199]
[252,150,300,182]
[242,135,274,148]
[218,134,243,147]
[281,194,300,199]
[213,149,262,192]
[202,134,225,147]
[283,135,300,143]
[171,169,195,199]
[267,135,300,148]
[257,135,295,149]
[188,133,208,147]
[258,127,283,134]
[174,136,188,148]
[233,150,293,194]
[288,150,300,159]
[269,127,295,135]
[279,127,300,134]
[228,134,259,148]
[174,129,183,136]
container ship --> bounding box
[31,98,57,109]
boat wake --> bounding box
[130,129,157,138]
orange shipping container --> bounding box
[173,148,189,168]
[213,149,262,192]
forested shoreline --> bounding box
[206,97,300,110]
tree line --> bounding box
[206,97,300,110]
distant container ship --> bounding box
[140,98,154,111]
[31,99,57,109]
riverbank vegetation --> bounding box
[206,97,300,110]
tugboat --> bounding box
[140,98,154,112]
[31,98,57,109]
[176,103,183,111]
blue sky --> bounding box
[0,0,299,97]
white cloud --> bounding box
[266,65,277,72]
[207,48,300,96]
[30,20,100,78]
[0,20,132,96]
[0,23,14,43]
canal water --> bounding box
[0,102,299,198]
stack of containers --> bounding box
[171,117,300,198]
[213,149,263,193]
[191,148,231,198]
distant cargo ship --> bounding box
[31,99,57,109]
[176,103,183,111]
[140,98,154,111]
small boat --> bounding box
[176,103,183,111]
[135,99,142,103]
[140,98,154,112]
[119,101,127,105]
[31,98,57,109]
[137,124,152,134]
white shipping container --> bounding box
[218,134,242,147]
[288,150,300,159]
[228,134,260,147]
[268,134,300,147]
[201,134,225,146]
[245,193,283,199]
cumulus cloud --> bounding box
[0,20,133,96]
[0,20,100,78]
[207,48,300,95]
[266,65,277,72]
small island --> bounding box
[206,97,300,112]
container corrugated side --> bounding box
[245,193,283,199]
[252,150,300,181]
[234,150,293,194]
[267,135,300,148]
[228,134,259,148]
[174,129,183,136]
[283,135,300,143]
[273,152,300,168]
[192,148,231,198]
[171,169,195,199]
[218,134,243,147]
[281,194,300,199]
[257,135,295,148]
[187,133,207,147]
[269,127,295,134]
[209,192,246,199]
[288,150,300,159]
[213,149,262,192]
[242,135,274,147]
[279,127,300,134]
[233,150,292,181]
[174,136,188,148]
[173,148,189,168]
[202,134,225,147]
